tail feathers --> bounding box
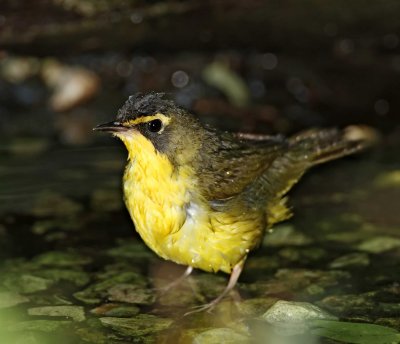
[244,125,378,227]
[241,125,377,226]
[289,125,379,166]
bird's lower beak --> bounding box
[93,121,127,132]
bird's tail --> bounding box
[289,125,379,166]
[262,125,378,227]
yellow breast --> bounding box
[119,132,264,274]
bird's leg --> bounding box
[156,266,193,294]
[184,261,244,316]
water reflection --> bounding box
[0,140,399,343]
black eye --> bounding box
[147,119,163,133]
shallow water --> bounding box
[0,139,399,343]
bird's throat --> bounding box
[121,132,193,245]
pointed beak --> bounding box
[93,121,127,133]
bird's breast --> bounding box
[121,134,265,273]
[122,134,193,254]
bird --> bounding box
[94,92,375,313]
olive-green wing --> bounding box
[199,126,374,227]
[241,127,374,225]
[197,131,288,201]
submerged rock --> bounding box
[75,319,109,344]
[28,305,86,322]
[193,328,250,344]
[2,273,54,294]
[264,225,313,247]
[91,303,140,317]
[28,294,73,306]
[375,317,400,331]
[7,320,71,332]
[236,297,279,317]
[99,314,172,337]
[262,300,337,335]
[319,294,375,315]
[329,252,370,269]
[0,291,29,309]
[36,268,90,287]
[107,283,155,305]
[33,251,92,267]
[357,236,400,253]
[1,253,90,295]
[73,272,145,304]
[263,300,337,323]
[278,247,325,263]
[107,241,153,259]
[31,218,81,235]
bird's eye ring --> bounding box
[147,119,163,133]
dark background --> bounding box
[1,3,400,343]
[1,0,399,145]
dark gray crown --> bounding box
[116,93,177,122]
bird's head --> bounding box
[94,93,206,166]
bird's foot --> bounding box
[184,298,220,316]
[184,261,244,316]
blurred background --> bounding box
[1,0,399,144]
[1,1,400,344]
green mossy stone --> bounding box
[28,294,73,306]
[375,317,400,331]
[100,262,143,278]
[262,300,337,324]
[329,253,370,269]
[378,303,400,317]
[107,284,156,305]
[75,318,109,344]
[0,291,29,309]
[236,297,279,317]
[318,294,375,314]
[28,305,85,322]
[107,241,153,259]
[99,314,172,337]
[31,218,81,235]
[74,272,145,304]
[357,236,400,253]
[91,304,140,317]
[274,269,351,291]
[36,268,90,287]
[3,273,54,294]
[264,225,313,247]
[75,326,109,344]
[278,247,325,263]
[33,251,92,267]
[7,320,71,332]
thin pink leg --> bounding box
[184,261,244,316]
[157,266,193,293]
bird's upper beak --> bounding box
[93,121,127,133]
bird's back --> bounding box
[197,126,374,228]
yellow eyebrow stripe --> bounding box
[122,113,170,126]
